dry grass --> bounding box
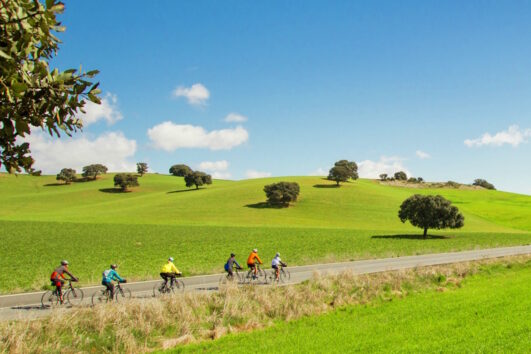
[2,255,530,353]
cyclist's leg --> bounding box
[56,280,64,302]
[160,272,169,286]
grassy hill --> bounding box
[0,173,530,292]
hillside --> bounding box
[0,173,530,292]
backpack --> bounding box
[224,262,229,271]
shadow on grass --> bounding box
[43,183,68,187]
[99,188,129,194]
[245,202,285,209]
[167,188,205,194]
[372,234,452,240]
[313,184,340,188]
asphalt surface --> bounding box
[1,244,530,321]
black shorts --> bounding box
[272,265,279,270]
[247,263,256,269]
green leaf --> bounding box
[86,70,100,77]
[0,49,12,59]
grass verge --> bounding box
[2,255,531,353]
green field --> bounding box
[173,261,531,353]
[1,173,530,292]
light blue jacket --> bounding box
[102,269,123,283]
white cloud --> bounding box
[212,171,232,179]
[309,167,327,176]
[25,131,137,174]
[415,150,431,159]
[245,170,272,179]
[358,156,411,179]
[464,125,531,148]
[224,113,248,123]
[172,83,210,105]
[198,160,229,171]
[77,93,123,126]
[147,122,248,151]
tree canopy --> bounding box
[394,171,408,181]
[56,168,76,184]
[398,194,464,238]
[264,181,300,206]
[82,164,107,180]
[1,0,100,173]
[327,160,358,186]
[184,171,212,189]
[136,162,148,176]
[114,173,139,192]
[473,179,496,190]
[169,164,192,177]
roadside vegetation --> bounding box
[1,255,530,353]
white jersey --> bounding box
[271,256,282,267]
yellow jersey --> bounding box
[161,262,180,274]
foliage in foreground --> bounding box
[399,194,465,238]
[1,255,529,353]
[0,0,100,173]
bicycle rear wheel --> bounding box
[91,290,109,306]
[153,282,172,297]
[41,290,60,308]
[115,287,132,301]
[66,288,85,306]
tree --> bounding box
[113,173,139,192]
[56,168,76,184]
[169,164,192,177]
[184,171,212,189]
[394,171,407,181]
[1,0,100,173]
[398,194,464,238]
[379,174,388,181]
[473,179,496,190]
[136,162,148,176]
[327,159,358,186]
[264,182,300,206]
[82,164,108,180]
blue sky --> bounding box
[28,1,531,194]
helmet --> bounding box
[276,252,280,257]
[230,253,235,257]
[61,260,69,266]
[253,249,257,253]
[168,257,174,262]
[111,264,117,269]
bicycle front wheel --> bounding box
[41,290,60,308]
[91,290,108,306]
[173,279,185,292]
[280,269,291,282]
[115,287,132,301]
[66,288,85,306]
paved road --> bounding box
[1,245,531,321]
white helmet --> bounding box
[276,252,280,257]
[168,257,174,262]
[252,249,257,253]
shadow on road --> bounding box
[372,234,451,240]
[11,305,48,311]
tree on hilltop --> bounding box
[56,168,76,184]
[473,179,496,190]
[394,171,407,181]
[82,164,108,180]
[0,0,100,174]
[398,194,464,239]
[169,164,192,177]
[379,174,388,181]
[327,160,358,186]
[184,171,212,190]
[136,162,148,176]
[264,182,300,206]
[114,173,139,192]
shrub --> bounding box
[56,168,76,184]
[379,174,388,181]
[473,179,496,190]
[264,182,300,206]
[114,173,139,192]
[394,171,407,181]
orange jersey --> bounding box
[247,252,262,265]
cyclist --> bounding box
[224,253,242,279]
[50,260,78,302]
[246,249,262,279]
[160,257,182,287]
[102,264,126,299]
[271,252,287,281]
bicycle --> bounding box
[219,267,243,285]
[152,274,185,297]
[265,265,291,284]
[244,264,266,284]
[41,279,84,308]
[91,281,131,305]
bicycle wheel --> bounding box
[173,279,185,292]
[280,269,291,282]
[115,287,132,301]
[66,287,85,306]
[153,282,172,297]
[91,289,109,306]
[219,275,228,285]
[41,290,60,308]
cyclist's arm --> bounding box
[171,263,181,274]
[111,270,124,282]
[256,255,263,264]
[234,260,242,268]
[64,269,78,281]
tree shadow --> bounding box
[371,234,451,240]
[43,183,68,187]
[313,184,340,188]
[99,188,128,194]
[167,188,205,194]
[245,202,285,209]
